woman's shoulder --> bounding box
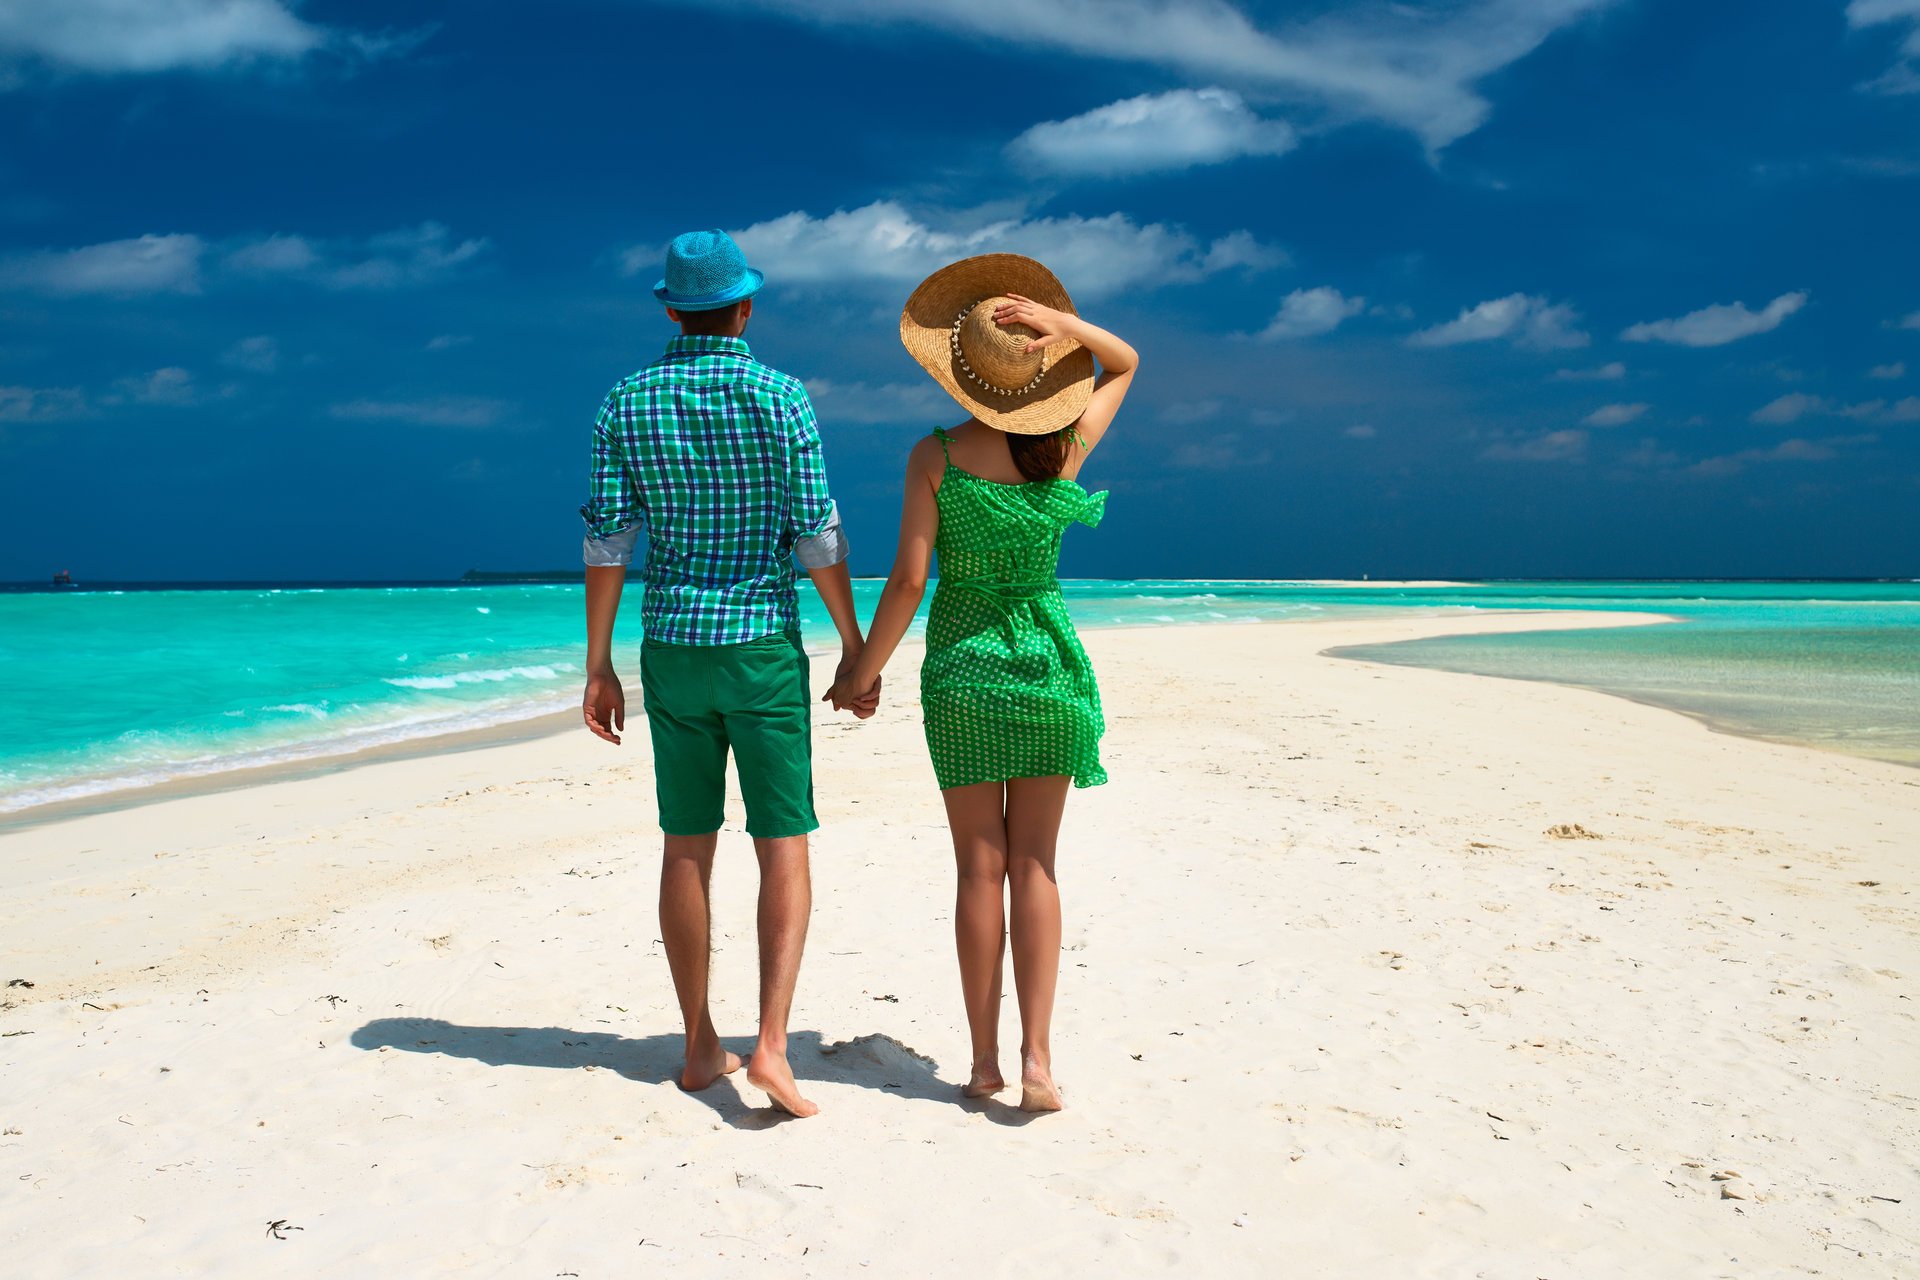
[905,432,946,479]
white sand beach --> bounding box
[3,614,1916,1277]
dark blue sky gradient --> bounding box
[1,0,1916,580]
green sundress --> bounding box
[920,428,1109,791]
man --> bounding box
[579,229,875,1118]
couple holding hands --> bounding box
[579,230,1137,1117]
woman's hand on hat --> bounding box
[994,293,1068,352]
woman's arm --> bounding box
[825,436,942,709]
[993,295,1139,470]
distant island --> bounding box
[459,569,585,583]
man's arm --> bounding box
[580,391,640,744]
[583,565,625,744]
[783,389,873,715]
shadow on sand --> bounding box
[349,1018,1028,1127]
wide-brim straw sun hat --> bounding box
[900,254,1095,435]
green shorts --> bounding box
[639,630,817,839]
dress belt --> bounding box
[939,571,1061,642]
[941,569,1061,605]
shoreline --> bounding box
[1330,650,1920,772]
[0,609,1675,833]
[3,614,1681,840]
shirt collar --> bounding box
[664,335,752,359]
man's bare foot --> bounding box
[1019,1051,1063,1112]
[746,1050,819,1118]
[962,1060,1006,1099]
[678,1040,744,1092]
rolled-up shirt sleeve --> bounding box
[784,390,849,569]
[580,392,642,567]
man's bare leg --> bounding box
[659,832,743,1091]
[1007,776,1071,1112]
[942,781,1010,1097]
[744,834,818,1117]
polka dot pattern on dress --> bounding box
[919,428,1109,791]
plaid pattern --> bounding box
[581,336,839,645]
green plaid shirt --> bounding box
[580,336,846,645]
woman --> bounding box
[828,254,1137,1112]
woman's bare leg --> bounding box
[1006,775,1070,1112]
[942,780,1010,1097]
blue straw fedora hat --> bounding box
[654,229,765,311]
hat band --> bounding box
[951,306,1047,398]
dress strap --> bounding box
[1064,425,1089,451]
[932,427,953,461]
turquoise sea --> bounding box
[0,580,1915,815]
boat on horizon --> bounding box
[51,569,75,588]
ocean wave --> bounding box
[383,663,572,691]
[0,690,577,815]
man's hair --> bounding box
[673,301,746,336]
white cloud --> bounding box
[663,0,1617,150]
[1750,392,1824,425]
[1259,286,1365,341]
[1171,430,1270,470]
[1620,438,1682,469]
[221,335,279,373]
[1552,361,1625,381]
[1343,423,1377,440]
[1159,399,1223,425]
[1900,310,1920,330]
[226,223,487,290]
[1750,393,1911,425]
[329,397,511,428]
[1582,401,1648,427]
[112,366,198,405]
[425,334,473,352]
[0,232,204,295]
[1200,229,1287,273]
[1482,428,1588,461]
[1,224,485,297]
[803,378,948,425]
[1851,1,1920,21]
[0,0,324,74]
[1621,291,1808,347]
[1010,87,1295,177]
[1408,293,1589,350]
[0,383,87,422]
[1849,0,1920,95]
[638,200,1276,299]
[223,234,318,276]
[1869,361,1905,379]
[1691,434,1875,477]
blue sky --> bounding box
[1,0,1916,581]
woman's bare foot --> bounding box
[962,1057,1006,1098]
[746,1050,820,1118]
[1019,1050,1063,1112]
[678,1040,743,1092]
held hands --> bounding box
[993,293,1072,353]
[823,648,882,719]
[583,668,625,744]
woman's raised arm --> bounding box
[826,435,943,710]
[993,295,1138,468]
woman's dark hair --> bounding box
[1007,422,1076,482]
